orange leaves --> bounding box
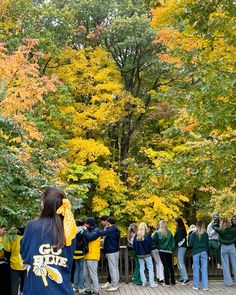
[0,39,62,139]
[158,53,181,67]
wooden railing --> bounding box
[98,246,223,283]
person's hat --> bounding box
[77,217,85,226]
[212,213,220,220]
[107,217,116,224]
[85,217,96,227]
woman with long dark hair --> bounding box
[174,217,189,285]
[20,187,77,295]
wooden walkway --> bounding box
[101,281,236,295]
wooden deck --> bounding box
[101,281,236,295]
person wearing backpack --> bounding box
[73,218,88,294]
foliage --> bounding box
[1,0,235,233]
[150,0,236,217]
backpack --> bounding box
[75,231,89,257]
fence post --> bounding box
[124,246,129,284]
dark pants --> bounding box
[159,251,175,285]
[209,239,221,264]
[10,269,26,295]
[0,262,11,295]
[131,250,142,285]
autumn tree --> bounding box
[150,0,236,218]
[0,40,61,228]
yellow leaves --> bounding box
[49,46,122,97]
[152,1,236,72]
[124,190,188,229]
[151,0,194,28]
[97,168,123,193]
[206,184,236,217]
[66,138,110,164]
[144,148,173,167]
[92,195,108,212]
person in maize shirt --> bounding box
[4,227,27,295]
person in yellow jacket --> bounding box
[4,227,26,295]
[83,217,101,295]
[0,226,11,295]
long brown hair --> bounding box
[220,218,231,229]
[127,223,138,241]
[40,187,65,249]
[196,219,206,238]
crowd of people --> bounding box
[0,187,236,295]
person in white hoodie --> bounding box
[207,213,221,268]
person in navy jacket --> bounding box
[133,222,158,288]
[99,217,120,291]
[20,188,76,295]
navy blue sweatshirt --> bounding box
[20,218,75,295]
[133,233,153,257]
[99,225,120,253]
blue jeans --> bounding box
[221,244,236,287]
[176,247,188,281]
[193,251,208,289]
[138,256,155,286]
[74,258,85,289]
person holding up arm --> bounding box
[212,218,236,287]
[99,217,120,292]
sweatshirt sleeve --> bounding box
[188,232,194,247]
[83,229,99,242]
[153,232,159,248]
[133,236,138,253]
[99,228,112,237]
[211,224,221,233]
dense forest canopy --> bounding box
[0,0,235,233]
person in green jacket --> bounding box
[189,220,209,291]
[153,220,175,286]
[174,217,189,285]
[212,218,236,287]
